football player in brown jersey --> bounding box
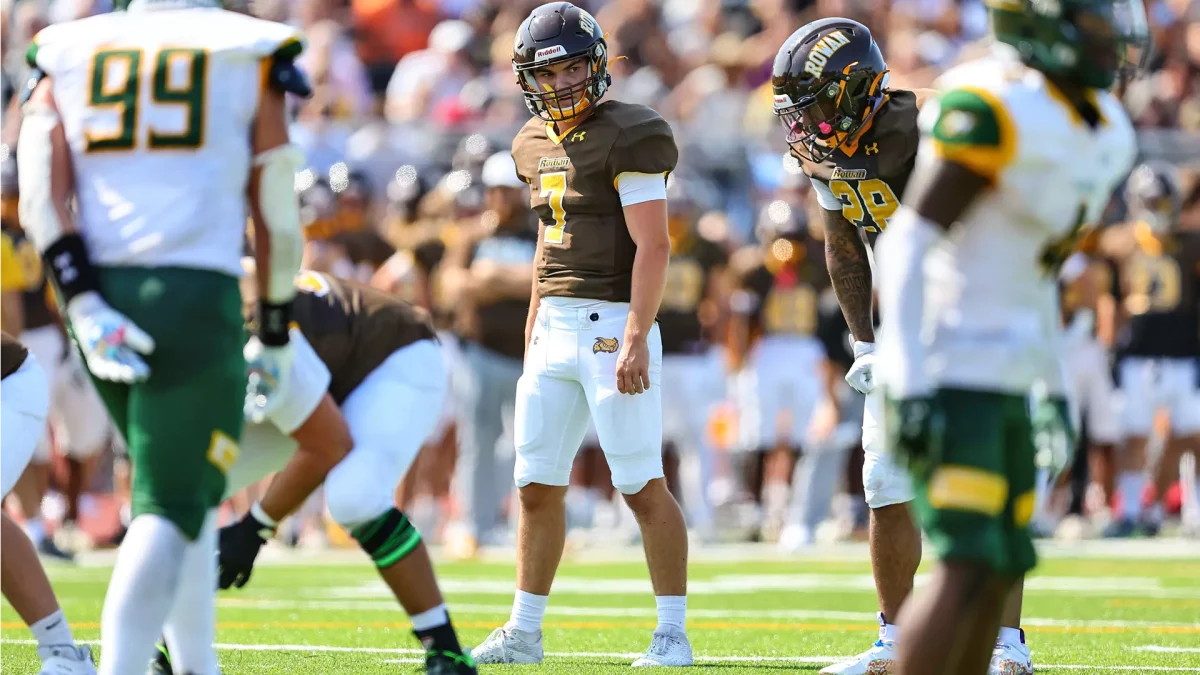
[1100,162,1200,539]
[772,18,1039,675]
[727,192,829,538]
[154,266,476,675]
[471,2,692,667]
[1,343,95,671]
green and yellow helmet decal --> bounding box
[987,0,1150,89]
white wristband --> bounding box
[250,501,278,529]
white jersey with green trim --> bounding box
[915,47,1136,395]
[28,7,303,277]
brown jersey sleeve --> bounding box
[604,108,679,184]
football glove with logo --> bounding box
[243,335,295,424]
[845,340,877,394]
[1030,382,1076,479]
[217,505,277,589]
[66,291,155,383]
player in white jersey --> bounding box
[874,1,1146,673]
[16,1,309,673]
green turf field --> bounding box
[3,543,1199,673]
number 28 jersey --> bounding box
[802,89,921,244]
[27,8,303,277]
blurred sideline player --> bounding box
[658,177,728,535]
[155,266,476,675]
[727,193,827,540]
[3,155,109,558]
[1,331,96,674]
[1100,162,1200,537]
[875,0,1142,673]
[18,1,310,672]
[772,17,1035,674]
[472,2,692,667]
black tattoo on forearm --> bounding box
[823,212,876,343]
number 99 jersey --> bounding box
[802,89,921,242]
[26,9,304,277]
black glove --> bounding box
[218,508,275,590]
[884,394,945,478]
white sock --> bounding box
[879,615,900,643]
[410,604,449,632]
[998,626,1023,645]
[25,517,45,546]
[1119,472,1147,520]
[30,609,75,648]
[98,514,188,675]
[508,590,548,634]
[655,595,686,634]
[162,511,219,675]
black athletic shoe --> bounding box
[424,649,477,675]
[148,641,173,675]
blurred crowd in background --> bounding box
[1,0,1198,560]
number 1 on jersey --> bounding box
[540,171,568,244]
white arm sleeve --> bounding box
[16,104,67,253]
[875,206,941,398]
[616,172,668,207]
[254,144,306,304]
[809,176,842,211]
[266,327,330,434]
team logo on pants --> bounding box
[593,337,619,354]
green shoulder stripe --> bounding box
[274,36,304,61]
[25,39,39,69]
[931,88,1003,148]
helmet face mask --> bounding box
[772,18,889,163]
[513,3,611,122]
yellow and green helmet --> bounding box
[987,0,1151,89]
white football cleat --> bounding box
[819,639,897,675]
[632,627,693,667]
[470,625,543,664]
[38,645,96,675]
[990,639,1033,675]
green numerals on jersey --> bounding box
[86,48,208,153]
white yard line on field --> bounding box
[4,640,1198,670]
[1133,646,1200,653]
[215,598,1200,629]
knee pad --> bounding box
[349,508,422,569]
[616,480,648,496]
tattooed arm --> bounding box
[821,208,876,344]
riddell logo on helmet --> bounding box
[773,94,793,108]
[803,30,852,78]
[535,45,568,61]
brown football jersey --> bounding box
[289,272,437,404]
[512,100,679,302]
[1111,229,1200,359]
[659,237,728,354]
[1,331,28,380]
[801,89,920,245]
[735,241,828,339]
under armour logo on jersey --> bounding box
[571,131,587,142]
[865,143,879,155]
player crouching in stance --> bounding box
[1,333,95,673]
[153,266,477,675]
[472,1,692,667]
[875,1,1145,674]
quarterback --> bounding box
[875,0,1144,673]
[472,1,691,667]
[772,17,1051,674]
[153,268,476,675]
[16,0,309,672]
